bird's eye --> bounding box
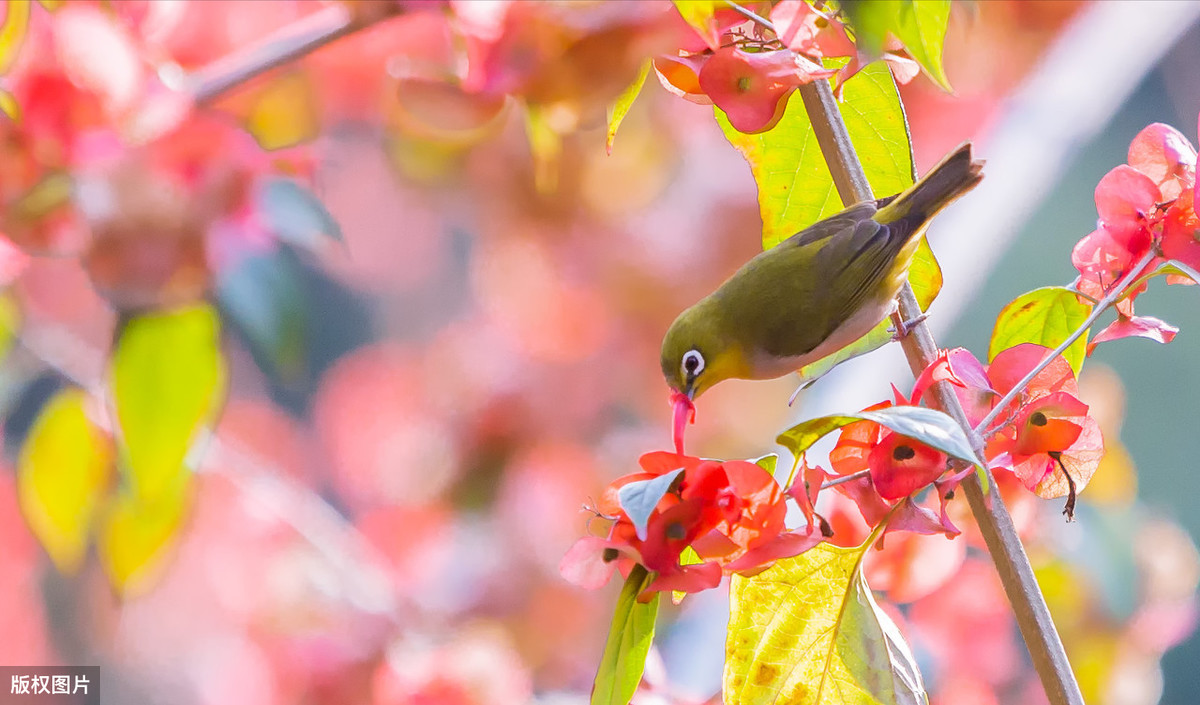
[681,350,705,378]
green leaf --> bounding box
[217,247,308,388]
[776,414,867,458]
[854,405,977,464]
[111,304,227,501]
[888,1,952,91]
[840,0,952,91]
[725,542,927,705]
[839,0,896,56]
[777,406,978,467]
[752,453,778,475]
[607,59,650,155]
[716,62,915,250]
[591,564,660,705]
[18,388,112,573]
[257,178,343,249]
[617,467,685,541]
[989,287,1091,376]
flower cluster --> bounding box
[560,451,820,598]
[654,1,922,133]
[0,3,313,311]
[914,344,1102,519]
[1072,121,1199,345]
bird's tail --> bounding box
[875,142,984,225]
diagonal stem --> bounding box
[796,76,1084,705]
[723,6,1084,701]
[187,3,400,105]
[971,249,1158,437]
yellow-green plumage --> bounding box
[661,142,984,399]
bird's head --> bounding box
[659,302,748,402]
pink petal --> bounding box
[699,48,833,134]
[653,54,713,105]
[643,561,722,596]
[986,343,1077,398]
[883,52,922,85]
[559,537,618,590]
[1127,122,1197,197]
[885,497,960,539]
[832,471,892,526]
[726,528,824,572]
[1088,315,1179,353]
[771,0,821,52]
[1094,165,1160,235]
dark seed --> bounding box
[892,444,916,461]
[1030,411,1048,427]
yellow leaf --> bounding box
[245,71,320,151]
[0,292,19,360]
[0,0,30,75]
[725,543,927,705]
[97,473,192,596]
[671,0,722,49]
[111,304,226,501]
[524,103,561,195]
[0,86,19,121]
[18,388,113,573]
[606,59,650,155]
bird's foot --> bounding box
[888,312,928,341]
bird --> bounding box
[660,142,983,443]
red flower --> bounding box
[829,398,949,502]
[1127,122,1196,201]
[1072,121,1199,294]
[1087,314,1179,353]
[1071,165,1161,287]
[911,347,995,428]
[1161,182,1200,270]
[561,452,807,598]
[867,430,949,501]
[982,345,1103,517]
[698,47,833,134]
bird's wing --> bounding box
[729,205,917,359]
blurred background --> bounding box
[1,1,1199,704]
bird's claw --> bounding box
[888,312,928,341]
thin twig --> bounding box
[187,3,397,105]
[971,249,1158,436]
[820,469,870,490]
[723,0,777,31]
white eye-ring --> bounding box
[681,349,705,378]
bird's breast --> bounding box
[743,294,898,379]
